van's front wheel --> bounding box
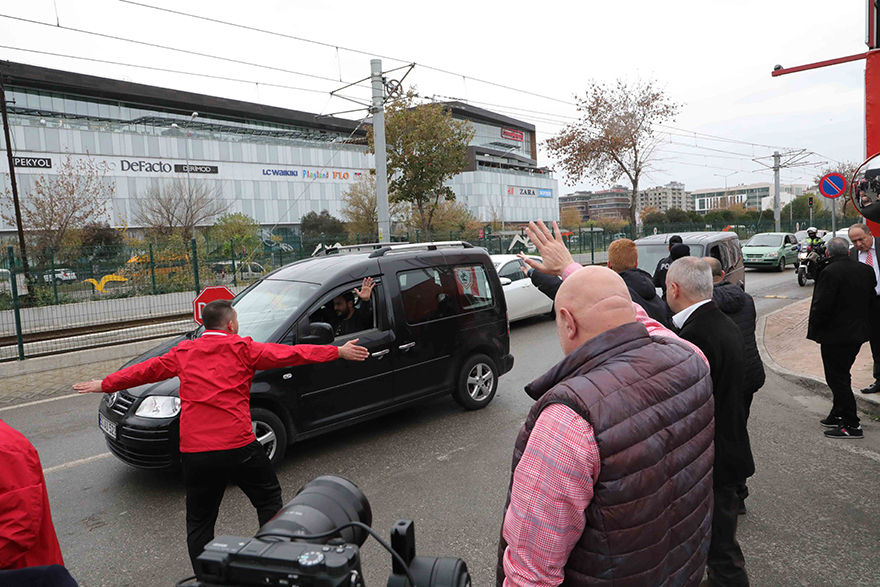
[453,354,498,410]
[251,408,287,467]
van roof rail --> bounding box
[311,242,407,257]
[368,241,474,258]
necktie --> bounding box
[868,250,875,268]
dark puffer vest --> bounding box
[497,322,715,587]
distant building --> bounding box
[637,181,690,213]
[559,191,591,223]
[691,182,808,213]
[587,185,632,219]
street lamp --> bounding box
[713,172,739,211]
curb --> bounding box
[756,302,880,418]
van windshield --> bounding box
[636,243,703,274]
[232,279,321,342]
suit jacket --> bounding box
[678,300,755,485]
[807,255,876,346]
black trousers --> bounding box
[0,565,78,587]
[870,299,880,380]
[707,484,749,587]
[180,440,283,571]
[820,343,862,427]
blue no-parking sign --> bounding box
[819,173,847,198]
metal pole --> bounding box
[773,151,781,232]
[191,238,200,295]
[230,238,237,287]
[50,247,58,305]
[832,196,837,234]
[8,245,24,361]
[0,79,31,282]
[149,242,156,295]
[371,60,390,242]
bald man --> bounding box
[498,220,715,587]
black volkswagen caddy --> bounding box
[97,242,514,469]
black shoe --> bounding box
[860,381,880,394]
[824,424,864,439]
[821,415,844,428]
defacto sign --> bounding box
[508,186,554,198]
[174,164,218,174]
[121,160,173,173]
[13,156,52,168]
[501,128,524,141]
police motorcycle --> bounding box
[796,231,826,287]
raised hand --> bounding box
[339,338,370,361]
[73,380,104,394]
[355,277,375,301]
[520,220,575,276]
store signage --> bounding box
[121,160,172,173]
[13,157,51,168]
[174,164,218,174]
[262,168,357,180]
[508,186,553,198]
[501,128,524,141]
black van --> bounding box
[97,242,514,469]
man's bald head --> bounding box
[702,257,724,284]
[555,266,635,356]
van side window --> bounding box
[398,268,456,324]
[452,264,494,311]
[308,282,378,339]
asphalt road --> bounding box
[3,266,880,587]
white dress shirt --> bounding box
[857,240,880,296]
[672,299,712,330]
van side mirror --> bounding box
[302,322,334,345]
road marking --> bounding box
[43,452,112,475]
[829,442,880,464]
[0,393,83,413]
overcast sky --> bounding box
[0,0,870,195]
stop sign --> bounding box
[193,286,235,325]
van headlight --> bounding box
[135,396,181,418]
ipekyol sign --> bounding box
[13,156,52,168]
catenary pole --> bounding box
[773,151,781,232]
[0,78,31,282]
[371,60,390,242]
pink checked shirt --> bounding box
[501,262,708,587]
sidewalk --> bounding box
[758,297,880,416]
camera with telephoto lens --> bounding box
[183,475,471,587]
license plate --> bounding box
[98,413,117,439]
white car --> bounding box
[491,254,556,322]
[43,268,77,284]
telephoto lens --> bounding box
[256,475,372,546]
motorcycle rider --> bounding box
[805,227,825,263]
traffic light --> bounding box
[808,196,814,207]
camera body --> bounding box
[195,536,362,587]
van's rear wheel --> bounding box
[251,408,287,467]
[453,354,498,410]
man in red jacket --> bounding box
[0,420,65,571]
[73,299,369,570]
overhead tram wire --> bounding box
[0,13,371,89]
[0,45,341,97]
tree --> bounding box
[666,208,689,223]
[135,179,228,241]
[211,212,260,255]
[1,153,114,255]
[340,175,407,237]
[369,89,475,234]
[560,207,584,230]
[687,211,703,223]
[301,210,345,237]
[425,199,480,235]
[546,78,680,226]
[79,223,125,261]
[643,211,669,224]
[781,194,822,220]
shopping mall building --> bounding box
[0,61,557,238]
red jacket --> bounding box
[0,420,64,570]
[102,331,339,453]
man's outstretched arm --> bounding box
[73,353,178,394]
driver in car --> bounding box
[333,277,375,337]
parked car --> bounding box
[741,232,799,271]
[490,254,555,322]
[822,228,853,247]
[211,261,265,280]
[97,242,514,469]
[42,267,77,284]
[635,232,745,291]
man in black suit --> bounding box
[848,223,880,395]
[810,237,876,438]
[667,256,753,587]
